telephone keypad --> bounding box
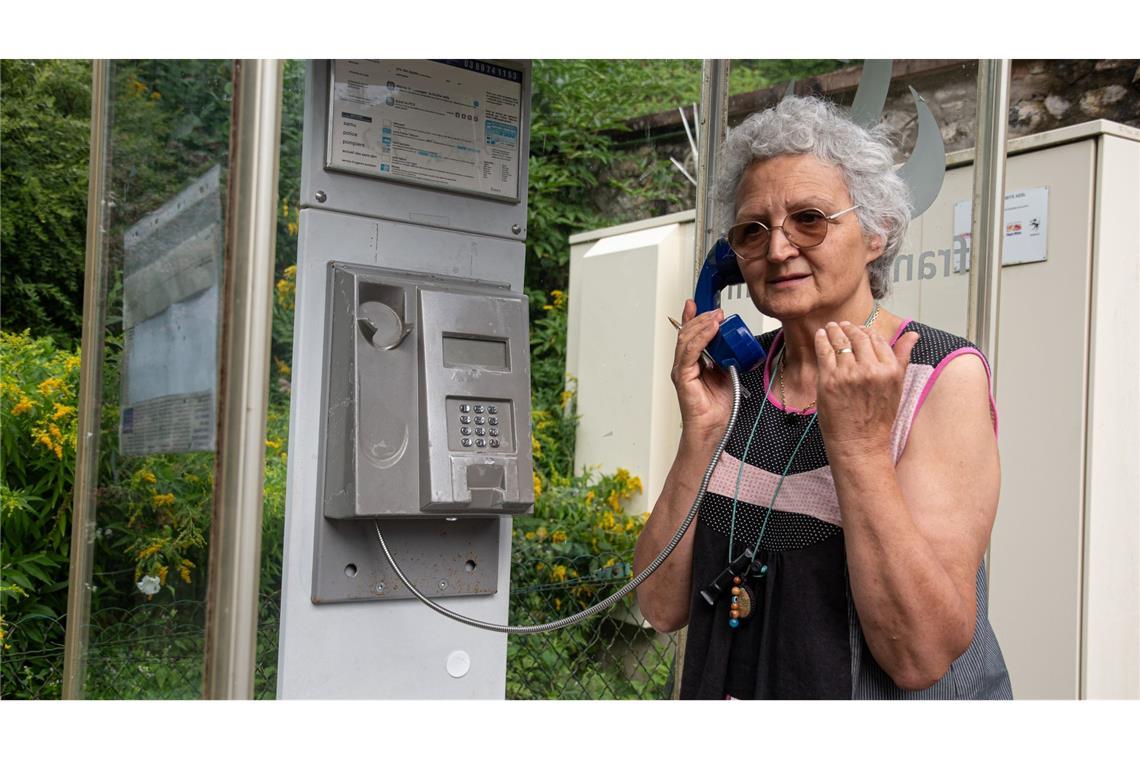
[447,398,514,453]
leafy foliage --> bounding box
[0,60,92,344]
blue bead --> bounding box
[729,619,739,628]
[759,564,768,576]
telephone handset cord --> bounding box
[373,365,744,634]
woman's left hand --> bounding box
[813,321,921,457]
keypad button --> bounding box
[474,427,485,436]
[489,428,499,437]
[490,439,500,448]
[459,403,470,413]
[475,439,486,448]
[487,404,498,414]
[460,427,471,436]
[488,416,499,425]
[473,416,485,425]
[459,415,471,424]
[461,438,472,448]
[473,404,484,413]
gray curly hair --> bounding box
[714,96,911,300]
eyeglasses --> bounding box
[726,205,860,260]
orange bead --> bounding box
[731,603,739,611]
[731,586,741,595]
[733,576,742,584]
[730,610,740,619]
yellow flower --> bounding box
[524,531,535,541]
[138,470,157,485]
[52,403,75,420]
[287,221,298,237]
[550,290,566,308]
[274,357,291,378]
[625,519,635,532]
[266,438,282,450]
[137,541,164,560]
[533,472,543,499]
[37,377,64,395]
[554,598,562,610]
[150,90,161,101]
[559,389,573,409]
[157,565,169,586]
[604,557,616,568]
[551,564,567,582]
[606,491,621,512]
[152,492,175,507]
[584,490,596,505]
[551,530,567,544]
[64,355,81,372]
[11,397,34,415]
[599,510,616,530]
[179,564,192,584]
[535,526,548,541]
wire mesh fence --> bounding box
[2,558,677,699]
[506,554,677,700]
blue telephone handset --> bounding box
[693,239,767,373]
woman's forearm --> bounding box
[633,434,721,632]
[829,448,975,690]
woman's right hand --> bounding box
[670,299,735,443]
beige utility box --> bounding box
[566,120,1139,699]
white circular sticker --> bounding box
[446,650,471,678]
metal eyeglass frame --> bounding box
[727,204,861,260]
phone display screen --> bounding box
[442,335,510,371]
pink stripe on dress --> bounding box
[707,450,843,527]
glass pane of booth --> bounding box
[81,60,233,699]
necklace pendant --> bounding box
[728,575,755,629]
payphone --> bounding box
[319,263,534,520]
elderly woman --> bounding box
[633,96,1011,699]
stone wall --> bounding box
[598,60,1140,221]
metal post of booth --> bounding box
[61,59,112,700]
[202,59,284,699]
[674,59,732,699]
[967,60,1010,388]
[691,60,732,284]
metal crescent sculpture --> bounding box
[783,60,947,219]
[897,85,946,218]
[848,59,893,129]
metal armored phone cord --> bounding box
[373,364,745,634]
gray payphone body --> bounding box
[320,262,534,519]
